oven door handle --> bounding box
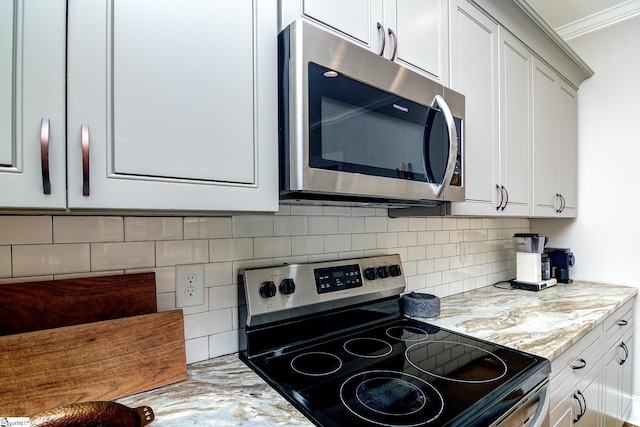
[529,385,550,427]
[431,94,458,198]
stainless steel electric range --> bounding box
[239,255,550,427]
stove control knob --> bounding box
[259,281,277,298]
[363,268,377,281]
[376,266,390,279]
[279,278,296,295]
[389,264,402,277]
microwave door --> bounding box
[424,95,458,198]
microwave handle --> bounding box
[431,95,458,197]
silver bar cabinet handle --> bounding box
[388,28,398,61]
[40,118,51,194]
[376,22,386,56]
[81,124,90,196]
[495,184,503,211]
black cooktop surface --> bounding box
[242,316,549,427]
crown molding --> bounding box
[555,0,640,40]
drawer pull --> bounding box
[620,341,629,365]
[571,358,587,370]
[617,319,628,326]
[40,118,51,194]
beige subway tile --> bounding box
[0,246,11,278]
[0,216,51,245]
[274,216,308,236]
[205,262,234,286]
[323,234,351,253]
[323,206,352,216]
[365,217,387,233]
[276,205,291,216]
[232,215,274,238]
[398,232,418,247]
[12,243,90,276]
[92,241,155,271]
[456,218,471,230]
[210,238,254,262]
[184,309,232,340]
[376,232,398,249]
[156,240,208,267]
[442,218,457,230]
[254,236,291,259]
[309,216,339,235]
[351,207,377,217]
[184,217,232,239]
[54,216,123,243]
[154,266,177,293]
[208,330,240,359]
[339,216,364,234]
[210,284,237,310]
[426,217,443,231]
[387,217,408,232]
[290,205,324,216]
[185,337,210,365]
[407,218,426,231]
[292,235,324,255]
[125,217,183,241]
[351,234,376,251]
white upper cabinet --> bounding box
[0,0,66,210]
[280,0,448,84]
[533,58,577,217]
[447,0,501,216]
[66,0,278,212]
[497,30,533,216]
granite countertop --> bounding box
[417,280,637,360]
[117,280,637,426]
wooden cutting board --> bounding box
[0,272,157,336]
[0,309,187,416]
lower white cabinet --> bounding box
[549,299,635,427]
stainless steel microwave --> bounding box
[278,21,465,207]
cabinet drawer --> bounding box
[550,327,602,411]
[604,299,634,349]
[550,324,602,381]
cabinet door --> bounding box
[558,82,578,217]
[533,58,560,216]
[576,365,602,427]
[0,0,66,209]
[289,0,384,51]
[603,333,634,427]
[67,0,278,212]
[447,0,500,216]
[499,30,533,216]
[384,0,448,83]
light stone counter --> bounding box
[417,280,637,360]
[116,354,314,426]
[116,280,636,425]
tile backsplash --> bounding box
[0,206,529,364]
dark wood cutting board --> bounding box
[0,272,157,336]
[0,309,187,416]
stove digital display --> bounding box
[314,264,362,294]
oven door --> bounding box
[494,380,550,427]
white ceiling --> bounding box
[526,0,640,39]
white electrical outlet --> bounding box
[460,242,470,264]
[176,264,205,307]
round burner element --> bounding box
[344,338,393,358]
[406,340,508,383]
[340,370,444,426]
[386,326,429,342]
[291,352,342,376]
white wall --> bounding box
[531,15,640,415]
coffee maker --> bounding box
[512,233,558,291]
[544,247,575,283]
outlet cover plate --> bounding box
[176,264,205,307]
